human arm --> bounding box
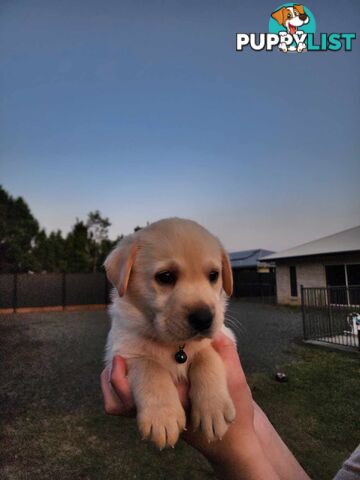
[100,334,310,480]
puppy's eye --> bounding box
[209,271,219,283]
[287,13,292,18]
[155,271,177,286]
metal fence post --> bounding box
[300,285,307,340]
[13,273,18,313]
[62,273,66,310]
[327,287,333,337]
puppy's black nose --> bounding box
[188,308,213,332]
[299,13,307,21]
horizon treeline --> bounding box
[0,185,141,273]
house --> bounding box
[261,226,360,305]
[229,249,275,298]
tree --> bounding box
[65,219,93,272]
[86,211,111,272]
[0,186,40,272]
[32,229,67,272]
[87,210,111,244]
[0,185,131,273]
[64,213,118,272]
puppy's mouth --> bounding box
[158,321,216,344]
[289,24,297,34]
[179,322,220,342]
[190,329,214,341]
[163,329,213,344]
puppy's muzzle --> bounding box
[188,308,213,332]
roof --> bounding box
[262,226,360,262]
[229,249,274,268]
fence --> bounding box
[301,286,360,350]
[0,273,111,312]
[0,270,277,312]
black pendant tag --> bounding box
[175,345,187,364]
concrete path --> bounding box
[226,300,303,373]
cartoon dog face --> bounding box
[271,4,309,34]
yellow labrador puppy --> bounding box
[104,218,236,449]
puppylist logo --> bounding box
[236,3,356,53]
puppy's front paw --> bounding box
[137,403,186,449]
[191,390,235,442]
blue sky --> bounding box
[1,0,359,251]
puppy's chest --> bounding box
[148,345,193,382]
[169,361,190,383]
[141,343,196,383]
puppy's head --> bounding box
[104,218,232,344]
[271,5,309,33]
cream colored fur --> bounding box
[104,218,236,449]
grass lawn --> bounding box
[251,345,360,480]
[0,311,359,479]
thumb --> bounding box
[211,333,245,386]
[212,332,240,366]
[110,355,134,411]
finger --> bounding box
[100,368,125,415]
[110,356,134,411]
[176,382,190,410]
[211,332,241,367]
[211,333,246,386]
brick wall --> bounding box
[276,261,326,305]
[275,252,360,305]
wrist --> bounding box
[210,429,259,464]
[210,434,280,480]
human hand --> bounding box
[181,333,256,464]
[100,333,255,457]
[100,335,307,480]
[100,356,189,417]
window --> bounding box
[347,264,360,286]
[325,265,346,286]
[289,266,297,297]
[325,264,360,305]
[326,265,347,304]
[347,264,360,305]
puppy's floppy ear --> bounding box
[294,4,305,15]
[104,238,138,297]
[221,248,233,297]
[271,7,286,26]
